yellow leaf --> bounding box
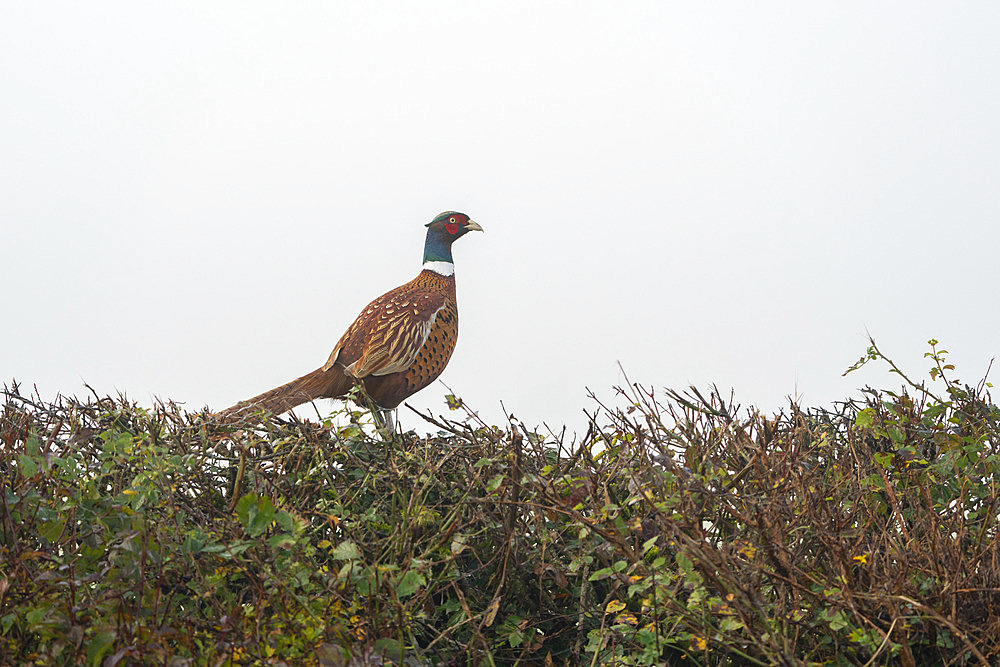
[484,596,501,627]
[605,600,627,614]
[616,612,638,626]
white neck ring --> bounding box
[423,260,455,276]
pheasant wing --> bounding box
[323,290,446,378]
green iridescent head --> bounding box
[423,211,483,264]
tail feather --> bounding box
[217,366,352,420]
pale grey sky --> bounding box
[3,3,998,433]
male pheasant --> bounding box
[220,211,482,421]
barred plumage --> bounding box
[327,287,447,378]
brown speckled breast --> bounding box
[397,297,458,395]
[328,269,459,409]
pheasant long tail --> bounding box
[216,366,352,420]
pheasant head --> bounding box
[422,211,483,275]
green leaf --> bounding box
[24,605,50,628]
[53,455,78,473]
[825,608,850,631]
[268,533,296,549]
[854,408,875,429]
[1,613,15,635]
[218,541,253,558]
[85,630,115,667]
[18,454,37,478]
[333,540,361,560]
[720,616,744,632]
[274,510,296,532]
[182,530,208,554]
[235,493,276,537]
[38,518,65,542]
[395,570,426,597]
[676,552,694,573]
[234,494,255,524]
[372,638,403,661]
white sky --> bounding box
[3,3,999,434]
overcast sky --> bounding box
[3,3,998,434]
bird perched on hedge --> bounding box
[219,211,483,424]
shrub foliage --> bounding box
[2,341,999,665]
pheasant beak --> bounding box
[464,220,484,233]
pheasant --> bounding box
[219,211,483,423]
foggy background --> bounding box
[3,3,998,434]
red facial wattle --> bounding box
[445,222,460,235]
